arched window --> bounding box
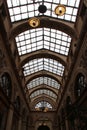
[75,73,86,97]
[35,101,52,112]
[0,73,12,98]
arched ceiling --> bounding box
[7,0,81,111]
[30,89,57,102]
[9,17,78,40]
[20,49,67,67]
[28,84,59,96]
[27,76,60,90]
[23,58,64,77]
[25,70,62,85]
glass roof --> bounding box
[30,89,57,100]
[35,101,52,109]
[27,76,60,89]
[16,28,71,56]
[7,0,80,22]
[23,58,64,76]
[6,0,81,109]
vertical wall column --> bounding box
[18,116,22,130]
[65,119,69,130]
[22,117,27,130]
[6,104,14,130]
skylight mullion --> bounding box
[43,58,45,70]
[36,29,38,51]
[53,29,56,54]
[49,59,53,71]
[29,30,33,52]
[70,7,75,22]
[20,5,24,20]
[53,59,56,73]
[71,0,77,21]
[49,28,51,50]
[43,28,44,49]
[33,2,36,17]
[11,6,16,22]
[50,0,53,16]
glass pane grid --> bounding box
[30,89,57,99]
[7,0,80,22]
[27,77,60,89]
[16,28,71,56]
[35,101,52,109]
[23,58,64,76]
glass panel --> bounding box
[35,101,52,109]
[27,77,60,89]
[30,89,57,99]
[7,0,80,22]
[16,28,71,56]
[23,58,64,76]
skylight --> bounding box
[6,0,81,109]
[7,0,80,22]
[23,58,64,76]
[16,28,71,56]
[27,76,60,89]
[30,89,57,99]
[35,101,52,109]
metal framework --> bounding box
[7,0,80,111]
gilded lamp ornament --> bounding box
[54,4,66,16]
[29,17,40,27]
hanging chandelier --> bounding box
[38,4,47,13]
[28,17,40,27]
[38,0,47,14]
[54,4,66,16]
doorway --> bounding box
[38,125,50,130]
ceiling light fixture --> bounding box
[54,4,66,16]
[28,17,40,28]
[38,0,47,14]
[38,5,47,13]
